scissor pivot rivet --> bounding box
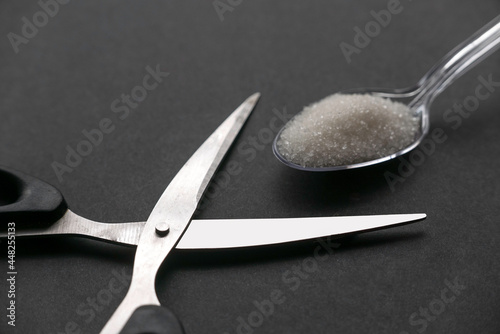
[155,222,170,236]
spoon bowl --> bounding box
[273,89,428,172]
[273,14,500,171]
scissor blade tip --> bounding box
[247,92,261,103]
[404,213,426,222]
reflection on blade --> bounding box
[177,213,426,249]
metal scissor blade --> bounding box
[1,212,426,248]
[101,93,260,333]
[179,213,426,249]
[147,92,260,224]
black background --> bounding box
[1,1,499,333]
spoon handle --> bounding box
[412,14,500,106]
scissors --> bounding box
[0,93,426,333]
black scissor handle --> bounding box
[0,166,67,226]
[119,305,185,334]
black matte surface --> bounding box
[1,1,499,334]
[0,166,67,226]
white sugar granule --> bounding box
[276,94,419,168]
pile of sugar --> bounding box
[276,94,419,168]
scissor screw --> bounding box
[155,222,170,236]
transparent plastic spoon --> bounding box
[273,14,500,171]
